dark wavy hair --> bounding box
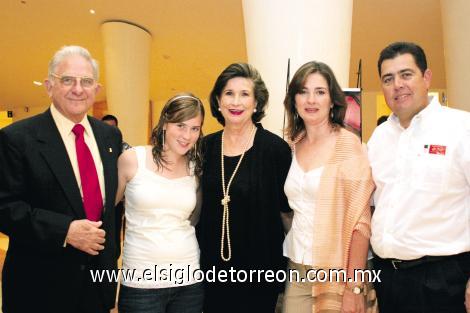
[150,93,205,178]
[284,61,346,141]
[209,63,268,126]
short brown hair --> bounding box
[209,63,268,126]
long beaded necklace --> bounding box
[220,125,257,262]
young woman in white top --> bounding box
[116,93,205,313]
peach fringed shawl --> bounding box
[290,128,375,311]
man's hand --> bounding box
[65,220,106,255]
[465,278,470,313]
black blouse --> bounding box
[198,124,292,281]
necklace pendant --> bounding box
[221,195,231,206]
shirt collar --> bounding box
[50,104,93,138]
[389,95,441,129]
[413,95,440,120]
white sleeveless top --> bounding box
[122,146,200,288]
[283,154,323,266]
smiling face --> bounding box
[45,54,100,123]
[218,77,256,127]
[380,53,431,127]
[294,73,332,127]
[163,114,202,157]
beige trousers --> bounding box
[282,260,378,313]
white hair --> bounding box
[48,45,99,80]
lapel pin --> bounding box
[109,148,113,153]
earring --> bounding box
[189,140,199,160]
[294,110,299,119]
[253,108,257,113]
[218,107,221,111]
[162,130,165,148]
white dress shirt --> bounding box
[283,154,323,265]
[368,96,470,260]
[50,104,105,204]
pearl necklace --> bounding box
[220,125,257,262]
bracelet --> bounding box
[345,283,364,295]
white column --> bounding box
[101,21,152,146]
[440,0,470,111]
[242,0,353,135]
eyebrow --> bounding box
[381,68,415,79]
[301,86,328,90]
[60,73,94,78]
[223,88,251,92]
[178,122,200,127]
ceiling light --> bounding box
[89,9,96,14]
[33,81,42,86]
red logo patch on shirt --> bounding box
[427,144,447,155]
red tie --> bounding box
[72,124,103,221]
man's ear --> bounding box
[95,83,102,94]
[423,69,432,89]
[44,79,53,97]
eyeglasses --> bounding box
[51,73,96,88]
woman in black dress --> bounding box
[198,63,292,313]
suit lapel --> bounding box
[35,110,86,219]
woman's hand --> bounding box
[280,211,293,233]
[341,288,365,313]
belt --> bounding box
[375,251,469,270]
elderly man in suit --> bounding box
[0,46,122,313]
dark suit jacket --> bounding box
[0,109,122,313]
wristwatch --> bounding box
[346,284,364,295]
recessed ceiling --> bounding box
[0,0,247,110]
[1,0,447,114]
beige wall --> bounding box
[350,0,447,141]
[360,92,378,142]
[9,105,49,122]
[441,0,470,111]
[349,0,446,91]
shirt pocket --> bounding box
[411,153,448,192]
